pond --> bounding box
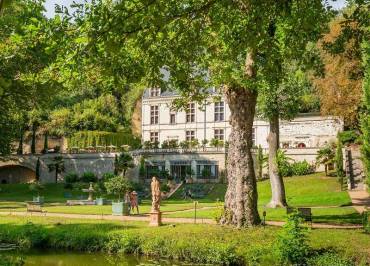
[2,250,197,266]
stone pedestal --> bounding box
[149,211,162,227]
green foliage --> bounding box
[138,157,145,178]
[307,252,355,266]
[338,130,359,145]
[361,26,370,187]
[104,176,131,202]
[335,140,345,180]
[115,152,135,176]
[64,173,79,183]
[256,145,265,180]
[80,172,97,183]
[0,254,24,266]
[160,183,170,193]
[68,131,140,150]
[291,160,315,176]
[47,156,65,183]
[316,143,336,175]
[179,140,190,149]
[276,150,294,177]
[275,213,310,265]
[210,138,224,149]
[105,232,141,254]
[364,211,370,234]
[29,181,44,196]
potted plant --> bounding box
[94,181,106,205]
[29,181,45,203]
[94,173,114,205]
[104,176,131,215]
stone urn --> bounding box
[112,201,129,216]
[33,196,44,204]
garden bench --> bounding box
[26,201,44,213]
[286,206,296,214]
[297,207,312,225]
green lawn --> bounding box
[0,173,358,224]
[172,172,352,207]
[0,216,369,265]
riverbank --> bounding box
[0,216,369,265]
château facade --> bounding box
[141,88,343,149]
[139,88,343,182]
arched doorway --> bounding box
[297,143,306,148]
[0,165,36,184]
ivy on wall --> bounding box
[68,131,141,149]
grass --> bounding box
[0,216,369,265]
[164,206,363,225]
[171,172,352,207]
[0,173,357,225]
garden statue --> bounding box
[149,176,162,226]
[82,182,95,201]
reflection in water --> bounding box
[4,250,196,266]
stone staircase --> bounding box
[165,183,183,199]
[345,145,367,191]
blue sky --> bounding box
[44,0,348,18]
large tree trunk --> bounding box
[17,128,24,155]
[43,132,48,154]
[31,122,37,154]
[220,87,260,227]
[267,113,287,208]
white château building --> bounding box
[138,88,343,182]
[141,88,343,149]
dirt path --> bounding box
[348,190,370,213]
[0,211,363,229]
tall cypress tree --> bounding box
[361,39,370,186]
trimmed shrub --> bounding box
[291,160,315,176]
[80,172,97,183]
[338,130,359,145]
[64,173,79,183]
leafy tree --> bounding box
[324,1,369,185]
[115,152,135,176]
[314,18,363,127]
[0,0,60,155]
[258,66,318,208]
[59,0,331,227]
[335,140,345,179]
[104,176,131,202]
[48,156,65,183]
[316,144,336,176]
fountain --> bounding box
[66,182,96,206]
[82,182,95,201]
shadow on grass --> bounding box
[313,213,363,225]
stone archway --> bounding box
[0,165,36,184]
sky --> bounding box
[44,0,348,18]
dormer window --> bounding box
[150,88,161,97]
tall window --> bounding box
[150,88,160,97]
[185,130,195,141]
[186,103,195,123]
[150,105,159,124]
[150,132,159,143]
[214,129,224,140]
[214,101,224,122]
[170,113,176,124]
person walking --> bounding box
[130,191,139,214]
